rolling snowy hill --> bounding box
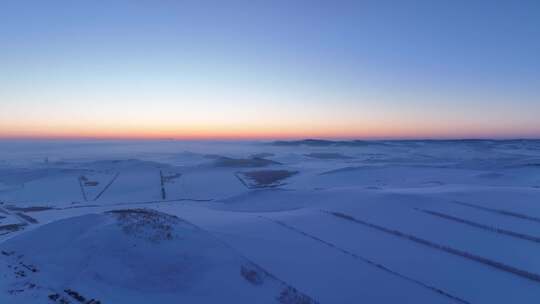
[1,139,540,303]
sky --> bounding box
[1,0,539,140]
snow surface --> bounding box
[1,139,540,303]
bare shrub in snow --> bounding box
[108,209,180,243]
[278,286,317,304]
[240,264,265,285]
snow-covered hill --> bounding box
[1,139,540,303]
[0,209,316,304]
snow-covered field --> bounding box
[1,139,540,303]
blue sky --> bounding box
[1,0,539,139]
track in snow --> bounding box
[450,201,540,224]
[415,208,540,244]
[93,172,120,201]
[260,216,470,304]
[323,210,540,284]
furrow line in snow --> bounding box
[15,212,38,224]
[415,208,540,244]
[93,172,120,201]
[78,176,88,202]
[323,210,540,284]
[0,207,10,215]
[167,214,320,304]
[234,172,251,189]
[260,216,470,304]
[58,198,213,210]
[450,201,540,224]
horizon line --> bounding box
[1,135,539,142]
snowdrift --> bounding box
[0,209,316,304]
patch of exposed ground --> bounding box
[5,206,53,212]
[240,170,298,188]
[107,208,182,243]
[0,224,27,236]
[213,157,280,168]
[305,152,353,160]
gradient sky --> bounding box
[1,0,539,139]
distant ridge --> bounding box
[270,138,540,147]
[271,139,376,147]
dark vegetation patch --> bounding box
[8,288,25,295]
[213,157,280,168]
[240,170,298,188]
[304,152,353,160]
[1,248,99,304]
[19,261,38,273]
[14,269,26,278]
[64,289,86,302]
[1,249,39,281]
[240,264,265,285]
[5,206,53,212]
[48,293,61,301]
[278,286,318,304]
[49,294,71,304]
[108,209,181,243]
[0,223,26,233]
[48,289,101,304]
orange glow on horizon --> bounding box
[1,124,538,140]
